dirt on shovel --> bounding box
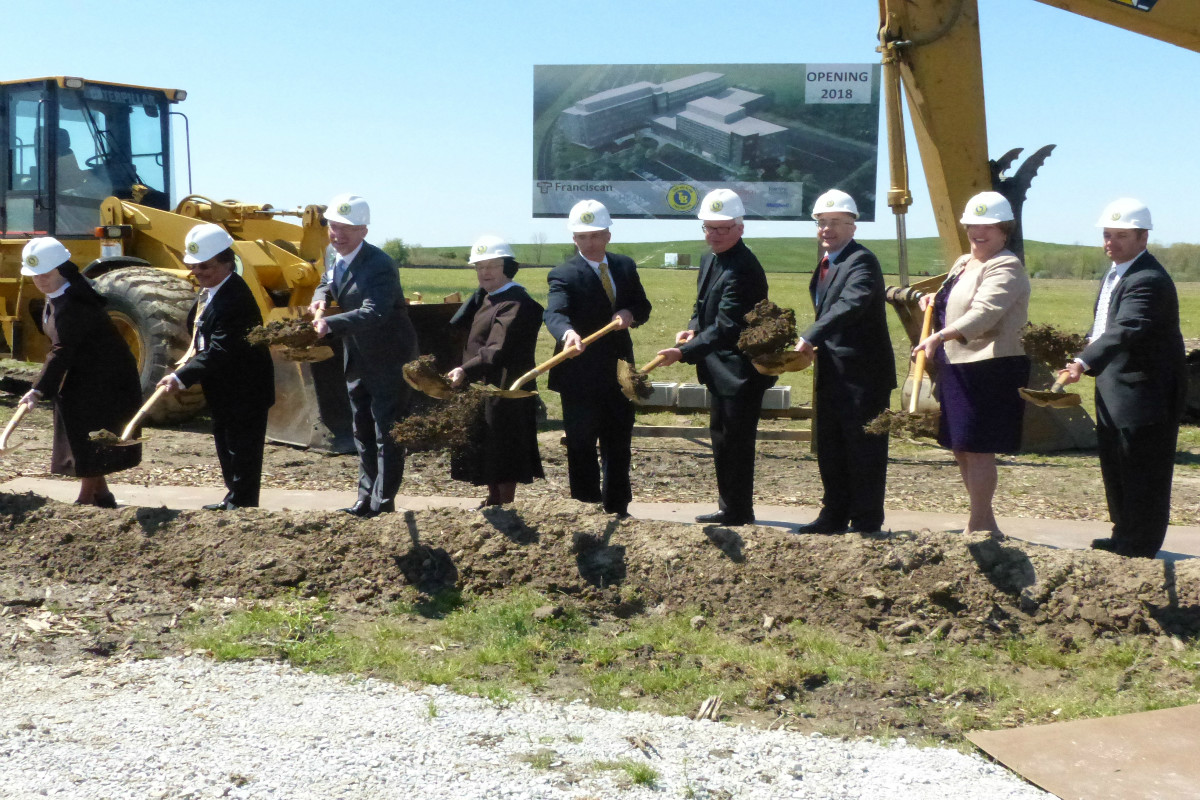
[737,299,798,359]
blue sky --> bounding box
[8,0,1196,249]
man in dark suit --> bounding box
[1061,199,1186,559]
[159,223,275,509]
[310,194,418,518]
[544,199,652,516]
[793,189,896,534]
[657,189,775,526]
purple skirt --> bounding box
[935,354,1030,454]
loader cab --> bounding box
[1,77,181,238]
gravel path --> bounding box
[0,657,1049,800]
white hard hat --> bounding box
[21,237,71,276]
[811,189,858,219]
[960,191,1013,225]
[183,223,235,264]
[324,193,370,226]
[567,200,612,232]
[469,235,515,264]
[698,188,745,220]
[1096,198,1152,230]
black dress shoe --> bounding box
[93,491,118,509]
[848,523,883,534]
[342,500,372,517]
[375,499,396,514]
[1091,537,1118,552]
[794,519,847,535]
[202,502,228,511]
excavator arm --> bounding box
[878,0,1200,269]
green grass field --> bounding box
[403,265,1200,423]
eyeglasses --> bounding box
[701,224,739,235]
[815,220,853,229]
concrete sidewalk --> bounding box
[4,477,1197,560]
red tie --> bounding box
[819,255,830,282]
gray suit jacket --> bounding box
[313,241,417,395]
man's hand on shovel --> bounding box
[1058,361,1084,385]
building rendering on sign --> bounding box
[558,72,786,168]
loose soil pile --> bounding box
[392,385,485,451]
[246,318,321,349]
[738,299,797,358]
[1,493,1197,668]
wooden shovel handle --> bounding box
[508,319,623,391]
[0,404,30,451]
[1049,373,1071,394]
[120,385,168,442]
[908,301,936,414]
[638,353,668,374]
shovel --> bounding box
[404,363,536,401]
[907,301,936,414]
[90,385,167,447]
[618,353,670,401]
[1019,373,1081,409]
[281,307,334,362]
[752,348,814,376]
[507,319,623,391]
[0,404,30,454]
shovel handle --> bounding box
[0,404,30,451]
[508,319,623,391]
[638,353,668,374]
[908,301,936,414]
[1049,373,1070,394]
[120,385,168,442]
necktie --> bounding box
[1089,267,1119,341]
[598,261,616,306]
[178,290,209,365]
[332,258,347,293]
[818,254,830,283]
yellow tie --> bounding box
[598,262,616,306]
[177,290,209,366]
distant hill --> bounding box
[410,237,1200,280]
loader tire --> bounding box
[92,267,207,424]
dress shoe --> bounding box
[1091,537,1118,553]
[848,523,883,535]
[202,501,229,511]
[93,491,118,509]
[375,500,396,514]
[342,500,372,517]
[695,511,754,525]
[794,519,847,535]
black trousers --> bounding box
[560,387,634,514]
[212,408,269,507]
[1096,392,1177,557]
[709,386,768,520]
[814,387,890,529]
[348,378,408,510]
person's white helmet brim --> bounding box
[324,193,370,226]
[567,200,612,232]
[811,189,858,219]
[183,223,236,264]
[21,237,72,276]
[469,235,515,264]
[1096,198,1152,230]
[959,191,1014,225]
[698,188,746,220]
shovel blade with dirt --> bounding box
[90,385,168,448]
[1018,374,1082,409]
[618,353,670,401]
[404,356,537,401]
[751,349,814,376]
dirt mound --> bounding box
[738,300,797,358]
[2,494,1197,652]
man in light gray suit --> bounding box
[310,194,418,517]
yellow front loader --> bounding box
[0,76,454,450]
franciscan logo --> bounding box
[1111,212,1122,221]
[973,204,987,216]
[25,255,38,268]
[338,203,352,214]
[580,211,595,224]
[666,184,698,212]
[824,199,836,208]
[475,244,487,254]
[710,199,724,212]
[187,242,200,254]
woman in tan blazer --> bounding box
[914,192,1031,536]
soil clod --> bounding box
[738,300,797,358]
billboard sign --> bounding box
[533,63,880,222]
